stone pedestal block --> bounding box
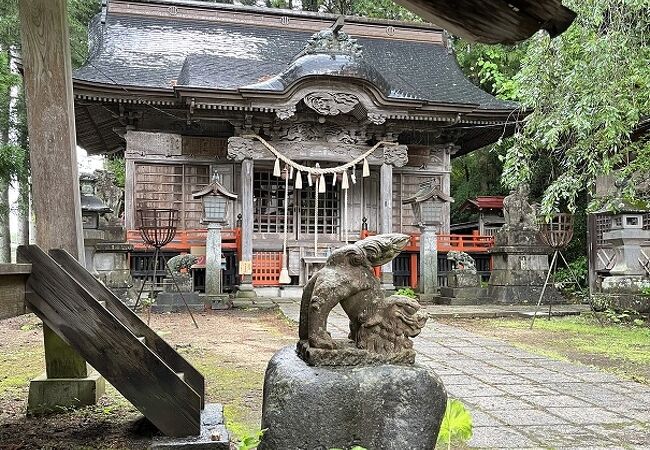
[259,346,447,450]
[439,286,490,305]
[488,237,563,304]
[27,370,105,414]
[153,292,205,313]
[448,270,480,288]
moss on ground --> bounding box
[459,314,650,383]
[0,345,44,395]
[180,347,266,440]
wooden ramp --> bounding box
[17,245,205,437]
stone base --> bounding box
[202,294,232,310]
[488,284,564,305]
[596,292,650,313]
[297,340,416,366]
[151,403,230,449]
[234,284,257,299]
[447,270,480,288]
[438,286,490,305]
[152,292,205,313]
[488,242,565,304]
[602,275,649,294]
[27,370,105,414]
[259,346,447,450]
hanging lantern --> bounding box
[295,171,303,189]
[362,158,370,177]
[273,158,281,177]
[341,170,349,190]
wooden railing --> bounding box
[437,233,495,253]
[127,228,241,254]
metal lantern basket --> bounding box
[538,213,574,250]
[137,208,179,248]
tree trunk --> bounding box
[16,180,29,245]
[0,47,10,262]
[0,181,10,262]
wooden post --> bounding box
[236,159,256,298]
[379,163,394,290]
[18,0,104,412]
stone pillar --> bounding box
[205,223,223,296]
[420,225,438,300]
[379,163,394,290]
[18,0,104,413]
[237,158,256,298]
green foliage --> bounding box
[454,40,527,101]
[502,0,650,215]
[450,147,508,223]
[104,157,126,188]
[395,287,417,299]
[236,429,266,450]
[554,256,588,295]
[437,399,473,449]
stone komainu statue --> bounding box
[447,251,477,273]
[299,234,428,356]
[502,183,537,229]
[166,254,199,274]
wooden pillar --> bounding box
[379,163,394,289]
[236,158,256,298]
[18,0,104,412]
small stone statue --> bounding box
[298,234,428,365]
[447,251,477,273]
[502,183,538,229]
[166,254,198,274]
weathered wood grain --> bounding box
[0,264,30,320]
[49,249,205,408]
[19,245,201,437]
[18,0,88,379]
[394,0,576,44]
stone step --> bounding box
[151,403,229,449]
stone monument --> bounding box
[488,183,562,304]
[439,251,489,305]
[260,234,447,450]
[599,204,650,312]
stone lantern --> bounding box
[80,174,112,275]
[403,181,453,298]
[600,203,650,293]
[80,174,112,230]
[193,174,238,302]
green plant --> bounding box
[236,429,266,450]
[437,399,473,450]
[104,156,126,188]
[395,287,417,299]
[554,256,588,296]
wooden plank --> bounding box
[0,265,30,320]
[393,0,576,44]
[18,0,89,380]
[19,245,200,437]
[49,249,205,408]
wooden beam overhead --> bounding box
[394,0,576,44]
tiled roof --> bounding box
[73,2,518,111]
[461,196,505,211]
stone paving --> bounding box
[280,303,650,449]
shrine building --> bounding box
[73,0,522,296]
